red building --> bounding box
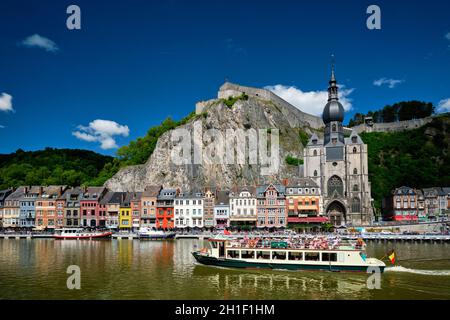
[79,187,108,228]
[156,188,178,229]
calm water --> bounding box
[1,239,450,300]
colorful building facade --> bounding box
[156,188,178,229]
[256,184,287,228]
[140,185,162,229]
[286,178,325,226]
[229,187,257,227]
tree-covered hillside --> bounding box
[362,113,450,211]
[0,148,112,189]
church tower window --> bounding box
[353,147,357,153]
[313,170,318,177]
[313,150,317,156]
[353,168,358,175]
[353,184,359,191]
[351,197,361,213]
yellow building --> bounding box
[119,193,132,230]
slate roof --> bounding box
[142,185,163,198]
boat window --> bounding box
[288,252,303,261]
[227,250,240,259]
[321,252,337,262]
[210,242,218,249]
[272,251,286,260]
[241,250,255,259]
[305,252,320,261]
[256,251,271,260]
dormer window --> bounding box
[332,124,337,132]
[352,136,357,143]
[312,139,317,145]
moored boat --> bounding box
[53,228,112,240]
[138,227,175,240]
[192,235,385,273]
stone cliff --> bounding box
[105,83,324,192]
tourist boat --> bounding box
[138,227,175,240]
[192,235,386,273]
[53,228,112,240]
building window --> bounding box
[332,124,337,132]
[353,184,359,192]
[313,170,318,177]
[351,197,361,213]
[353,168,358,175]
[313,150,317,156]
[352,136,357,143]
[327,176,343,197]
[353,147,357,153]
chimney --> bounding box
[58,187,63,197]
[282,179,289,187]
[24,186,28,194]
[39,186,44,196]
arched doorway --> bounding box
[326,201,346,226]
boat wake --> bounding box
[385,266,450,276]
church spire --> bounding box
[328,54,339,102]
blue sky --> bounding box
[1,0,449,155]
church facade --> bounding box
[303,67,373,226]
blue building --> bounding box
[19,186,41,229]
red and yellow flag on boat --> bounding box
[388,250,396,264]
[223,229,231,235]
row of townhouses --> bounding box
[0,178,326,230]
[383,186,450,221]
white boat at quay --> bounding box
[138,227,175,240]
[53,228,112,240]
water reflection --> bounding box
[0,239,449,300]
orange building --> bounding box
[35,186,68,229]
[156,188,178,230]
[141,185,162,228]
[286,178,325,226]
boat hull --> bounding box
[192,252,385,273]
[54,232,112,240]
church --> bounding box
[303,66,373,226]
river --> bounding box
[0,239,449,299]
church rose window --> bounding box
[327,176,343,197]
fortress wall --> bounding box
[351,117,434,134]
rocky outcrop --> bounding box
[105,83,325,192]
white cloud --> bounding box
[446,32,450,48]
[72,119,130,150]
[0,93,13,112]
[264,85,354,116]
[20,34,59,52]
[373,78,404,89]
[0,125,5,129]
[437,98,450,113]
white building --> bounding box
[303,65,373,226]
[174,191,204,228]
[229,187,257,227]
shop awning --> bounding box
[288,217,328,223]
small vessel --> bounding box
[192,235,385,273]
[138,227,175,240]
[53,228,112,240]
